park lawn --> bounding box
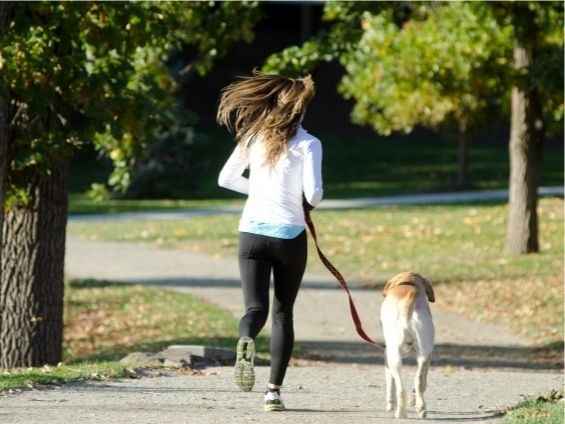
[69,193,243,215]
[0,280,267,393]
[0,361,130,393]
[68,130,564,214]
[69,198,564,347]
[503,391,564,424]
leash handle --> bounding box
[304,208,382,348]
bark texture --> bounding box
[0,95,7,279]
[504,43,544,255]
[0,163,69,368]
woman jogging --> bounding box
[217,71,323,411]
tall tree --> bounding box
[0,2,13,325]
[263,2,499,187]
[337,5,511,188]
[264,1,563,252]
[501,2,563,254]
[0,2,13,302]
[0,1,260,368]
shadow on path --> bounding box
[67,279,563,371]
[297,340,563,371]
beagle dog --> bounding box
[381,272,435,419]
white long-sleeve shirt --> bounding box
[218,126,323,229]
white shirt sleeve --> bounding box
[218,143,249,195]
[302,138,323,207]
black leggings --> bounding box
[238,230,307,386]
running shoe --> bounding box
[264,389,285,412]
[234,336,255,392]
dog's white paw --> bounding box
[416,401,426,416]
[385,402,394,412]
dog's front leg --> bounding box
[384,364,395,412]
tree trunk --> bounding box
[456,122,470,189]
[0,0,13,305]
[0,93,7,282]
[0,162,69,368]
[504,43,544,255]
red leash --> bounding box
[304,208,384,349]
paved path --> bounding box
[3,220,562,423]
[64,237,531,366]
[1,366,560,424]
[69,186,564,222]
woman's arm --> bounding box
[303,138,323,208]
[218,143,249,195]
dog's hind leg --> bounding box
[386,347,406,418]
[384,363,395,412]
[414,354,431,419]
[412,315,433,419]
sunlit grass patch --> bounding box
[0,362,129,392]
[64,281,248,361]
[68,198,564,347]
[69,198,563,283]
[504,391,564,424]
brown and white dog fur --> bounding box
[381,272,435,419]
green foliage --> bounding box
[124,108,200,198]
[86,183,111,203]
[489,1,564,135]
[264,2,563,137]
[340,4,512,135]
[2,1,261,205]
[526,2,564,134]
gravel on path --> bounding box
[2,366,561,424]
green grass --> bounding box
[321,133,563,198]
[0,362,130,392]
[68,129,564,214]
[0,280,265,392]
[504,391,564,424]
[69,193,242,215]
[69,199,563,283]
[68,198,564,345]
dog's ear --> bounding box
[422,278,435,303]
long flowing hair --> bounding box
[217,70,315,166]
